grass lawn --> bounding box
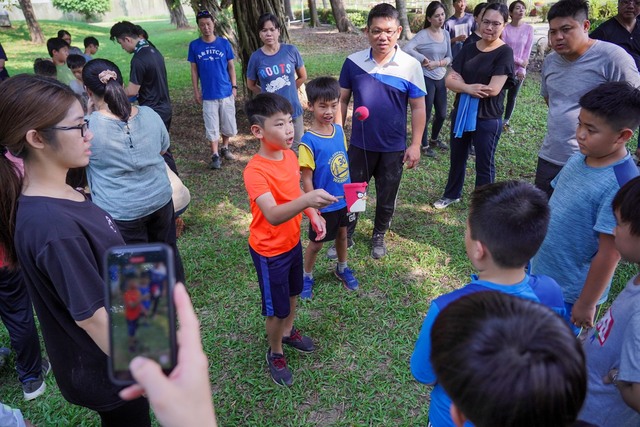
[0,19,638,427]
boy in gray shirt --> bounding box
[535,0,640,197]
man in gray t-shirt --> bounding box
[536,0,640,197]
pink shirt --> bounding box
[502,23,534,76]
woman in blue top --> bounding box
[83,59,185,282]
[405,1,452,159]
[246,13,307,152]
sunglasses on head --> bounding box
[197,10,212,18]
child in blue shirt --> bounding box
[531,82,640,333]
[411,180,565,427]
[299,77,358,298]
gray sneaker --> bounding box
[326,237,354,260]
[422,146,436,158]
[371,233,387,259]
[22,376,45,401]
[220,146,235,161]
[434,197,460,209]
[209,154,221,170]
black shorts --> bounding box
[249,242,303,319]
[308,207,355,243]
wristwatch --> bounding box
[232,85,238,89]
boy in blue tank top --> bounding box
[410,180,566,427]
[299,77,359,299]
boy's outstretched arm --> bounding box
[255,190,337,227]
[571,233,621,328]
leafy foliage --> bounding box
[52,0,110,20]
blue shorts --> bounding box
[127,317,139,337]
[249,242,303,319]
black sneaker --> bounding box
[282,327,315,353]
[422,146,436,158]
[430,139,449,150]
[266,349,293,387]
[209,154,221,170]
[371,233,387,259]
[327,237,354,260]
[22,376,45,400]
[42,358,51,376]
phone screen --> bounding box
[105,244,177,384]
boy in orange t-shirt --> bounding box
[243,93,337,387]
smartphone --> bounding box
[104,243,177,385]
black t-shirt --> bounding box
[15,195,126,411]
[590,17,640,71]
[0,43,9,81]
[130,45,172,126]
[463,31,482,47]
[452,42,514,119]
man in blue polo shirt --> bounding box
[188,10,238,170]
[337,3,426,259]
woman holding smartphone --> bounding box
[434,3,514,209]
[0,74,150,425]
[405,1,453,159]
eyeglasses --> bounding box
[197,10,212,18]
[369,28,399,37]
[47,119,90,138]
[481,19,504,27]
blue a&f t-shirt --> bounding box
[188,37,235,100]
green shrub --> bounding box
[589,0,618,19]
[52,0,110,20]
[407,12,425,33]
[318,8,336,25]
[346,9,368,29]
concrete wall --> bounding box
[1,0,187,22]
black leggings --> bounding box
[423,76,448,144]
[503,78,522,122]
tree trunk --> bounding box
[443,0,453,17]
[284,0,294,21]
[322,0,327,8]
[308,0,320,27]
[232,0,291,92]
[165,0,190,28]
[396,0,412,40]
[17,0,45,44]
[329,0,357,33]
[189,0,238,51]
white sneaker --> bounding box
[434,198,460,209]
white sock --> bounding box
[337,262,348,273]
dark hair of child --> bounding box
[57,29,70,39]
[367,2,399,28]
[33,58,57,77]
[481,2,509,22]
[305,77,340,106]
[83,59,131,122]
[468,181,549,268]
[612,176,640,236]
[244,93,293,127]
[579,81,640,132]
[547,0,589,22]
[66,54,86,70]
[424,2,447,29]
[84,36,99,48]
[431,291,587,427]
[46,38,69,57]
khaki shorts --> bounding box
[203,95,237,142]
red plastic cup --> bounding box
[343,182,368,213]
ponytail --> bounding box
[0,154,23,267]
[83,59,132,122]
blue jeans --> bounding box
[443,116,502,199]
